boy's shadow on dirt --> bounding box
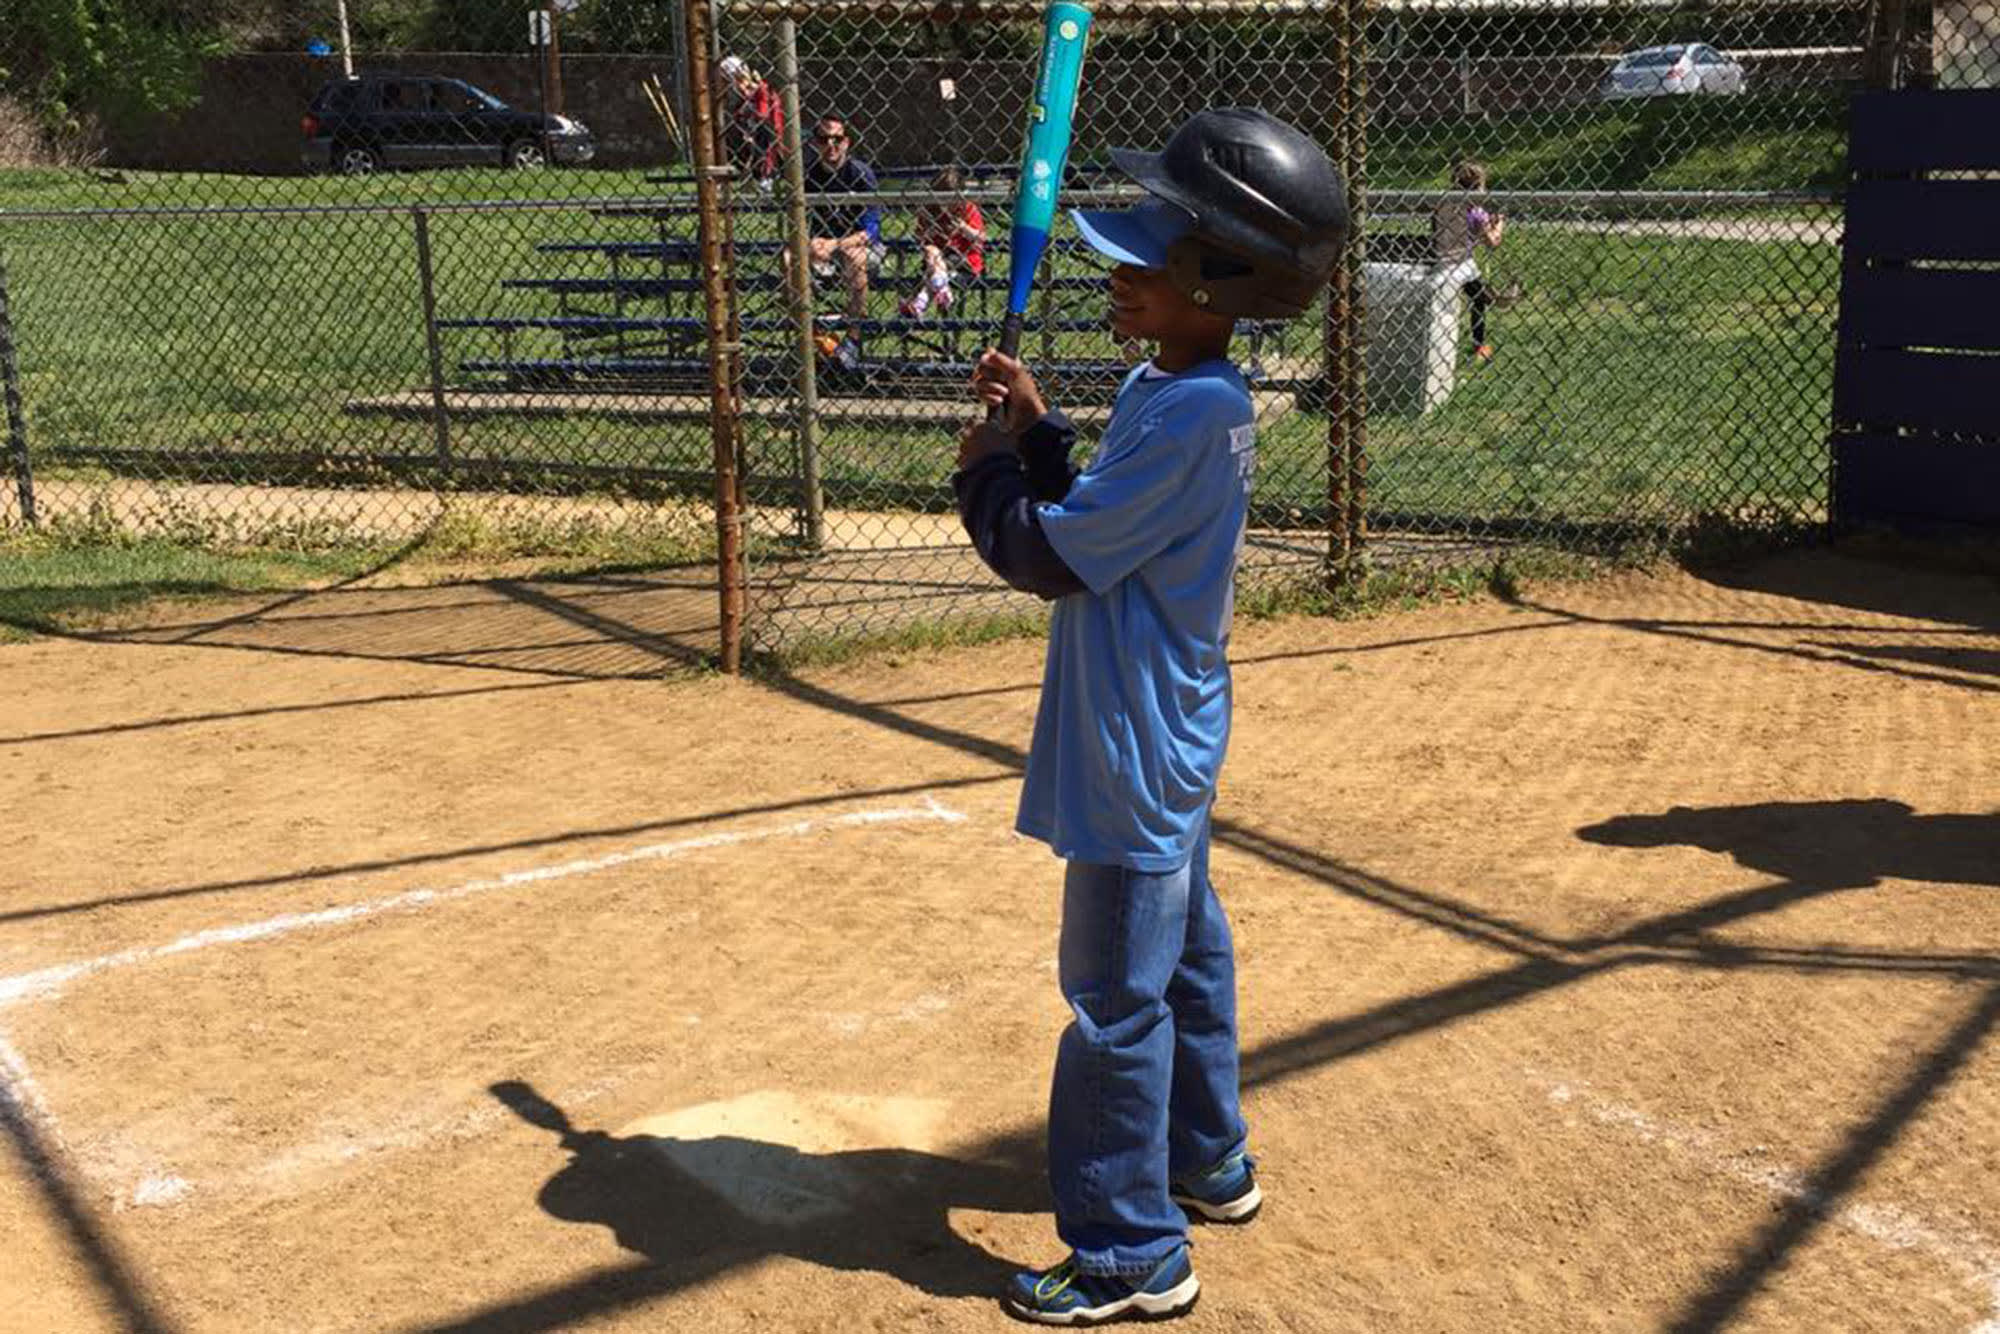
[1580,799,2000,892]
[490,1080,1043,1300]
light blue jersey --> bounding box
[1018,358,1257,872]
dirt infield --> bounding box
[2,548,1996,1334]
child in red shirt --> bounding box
[719,55,784,189]
[900,167,985,319]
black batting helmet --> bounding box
[1071,108,1349,320]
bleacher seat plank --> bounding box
[341,390,1119,429]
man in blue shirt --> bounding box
[802,114,881,367]
[953,109,1348,1325]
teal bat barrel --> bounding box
[999,1,1093,357]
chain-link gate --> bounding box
[2,0,1983,668]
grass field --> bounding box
[3,195,1837,525]
[0,532,372,643]
[0,94,1840,559]
[0,91,1846,211]
[1365,93,1847,192]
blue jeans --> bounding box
[1049,817,1247,1275]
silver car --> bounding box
[1602,44,1748,99]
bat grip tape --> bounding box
[985,311,1028,423]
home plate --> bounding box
[616,1091,955,1226]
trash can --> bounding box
[1363,260,1462,416]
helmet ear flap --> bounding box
[1165,235,1319,320]
[1164,238,1218,310]
[1165,237,1257,311]
[1114,108,1349,322]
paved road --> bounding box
[1540,217,1838,244]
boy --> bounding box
[952,108,1348,1325]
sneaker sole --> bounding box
[1171,1179,1263,1224]
[1004,1273,1200,1326]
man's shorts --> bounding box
[812,240,886,279]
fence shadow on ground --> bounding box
[1694,548,2000,631]
[1800,640,2000,681]
[0,772,1016,928]
[0,568,724,682]
[1502,589,2000,698]
[0,1070,180,1334]
[383,566,2000,1333]
[1664,984,2000,1334]
[409,785,2000,1333]
[14,563,2000,1333]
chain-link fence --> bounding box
[708,0,1879,657]
[1,0,1983,667]
[709,0,1371,658]
[0,6,725,605]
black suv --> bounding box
[303,75,594,174]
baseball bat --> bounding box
[990,1,1092,417]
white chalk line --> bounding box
[0,795,966,1011]
[1529,1068,2000,1332]
[0,796,966,1209]
[121,1074,625,1212]
[0,1027,68,1156]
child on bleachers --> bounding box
[719,55,784,192]
[900,167,985,319]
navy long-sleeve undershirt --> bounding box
[951,411,1087,600]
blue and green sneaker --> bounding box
[1003,1246,1200,1325]
[1169,1152,1262,1224]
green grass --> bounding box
[1367,93,1848,192]
[0,100,1845,649]
[749,541,1650,671]
[0,165,675,213]
[735,219,1838,531]
[1345,219,1838,525]
[1,105,1839,558]
[0,499,728,643]
[0,531,377,641]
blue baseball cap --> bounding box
[1068,198,1195,269]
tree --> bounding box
[0,0,246,134]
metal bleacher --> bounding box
[418,184,1311,408]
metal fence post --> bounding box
[1325,0,1368,588]
[410,207,453,469]
[1323,264,1350,582]
[714,93,748,535]
[668,0,694,152]
[0,247,35,529]
[1342,0,1371,577]
[776,17,827,550]
[1863,0,1915,88]
[688,0,747,673]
